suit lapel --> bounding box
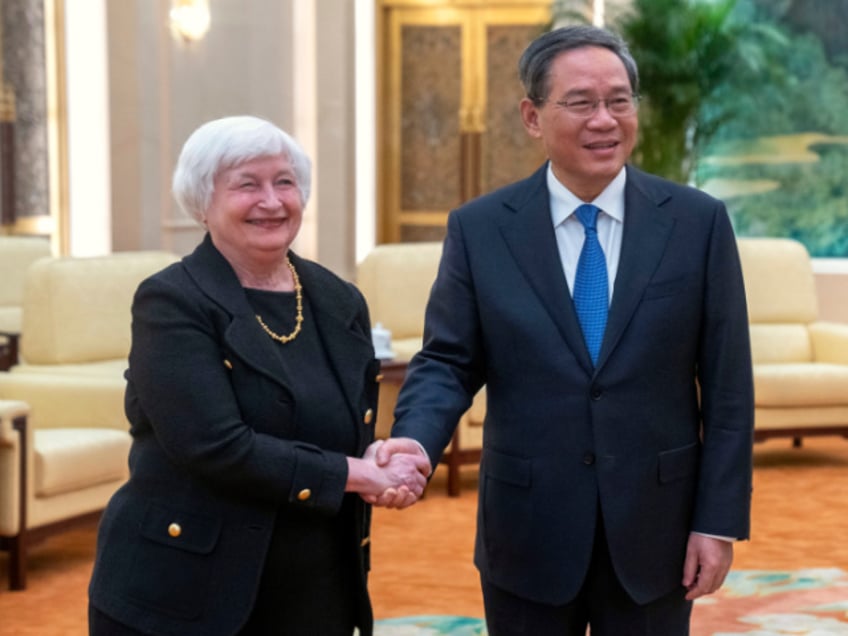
[499,165,595,375]
[595,167,675,370]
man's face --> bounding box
[520,45,638,201]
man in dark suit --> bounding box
[372,25,754,635]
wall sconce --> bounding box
[169,0,211,43]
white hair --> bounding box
[172,115,312,223]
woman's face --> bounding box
[203,154,304,266]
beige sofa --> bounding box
[0,250,179,589]
[357,242,484,496]
[737,237,848,445]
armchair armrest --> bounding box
[0,400,30,542]
[0,399,29,447]
[0,399,32,591]
[809,322,848,363]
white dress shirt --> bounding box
[548,163,626,302]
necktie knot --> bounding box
[575,204,600,231]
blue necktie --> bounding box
[573,204,608,365]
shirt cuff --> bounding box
[411,439,431,464]
[693,531,735,542]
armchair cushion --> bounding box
[34,429,130,497]
[357,242,442,357]
[809,322,848,362]
[749,324,812,364]
[742,238,818,324]
[20,251,179,365]
[0,237,52,334]
[754,363,848,407]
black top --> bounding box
[246,288,356,454]
[243,288,358,630]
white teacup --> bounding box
[371,322,395,360]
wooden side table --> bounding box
[376,358,481,497]
[375,359,408,439]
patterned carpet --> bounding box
[375,615,486,635]
[372,569,848,636]
[692,568,848,635]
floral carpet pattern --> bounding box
[692,568,848,635]
[370,570,848,635]
[374,615,487,635]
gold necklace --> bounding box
[255,258,304,344]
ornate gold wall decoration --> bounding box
[377,0,551,243]
[0,0,66,252]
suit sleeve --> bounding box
[692,206,755,540]
[391,212,487,464]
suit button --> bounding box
[297,488,312,501]
[168,523,182,537]
[363,408,374,425]
[590,388,602,400]
[582,453,596,465]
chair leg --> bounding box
[9,413,29,590]
[8,532,27,590]
[447,458,461,497]
[445,430,463,497]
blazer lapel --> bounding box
[499,164,595,375]
[595,167,675,370]
[181,235,291,386]
[291,254,375,423]
[182,238,374,445]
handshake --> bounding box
[346,438,431,509]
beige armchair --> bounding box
[737,237,848,445]
[357,242,484,496]
[0,250,178,589]
[0,236,52,370]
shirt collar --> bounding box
[547,163,627,226]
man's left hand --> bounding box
[682,533,733,601]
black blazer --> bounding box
[89,235,380,636]
[393,163,754,606]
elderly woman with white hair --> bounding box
[88,115,429,636]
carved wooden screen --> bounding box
[378,1,551,243]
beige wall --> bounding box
[816,272,848,323]
[106,0,359,279]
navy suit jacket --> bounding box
[393,163,754,606]
[89,236,379,636]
